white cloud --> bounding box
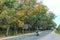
[42,0,60,15]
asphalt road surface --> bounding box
[5,30,60,40]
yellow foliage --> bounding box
[27,5,43,15]
[18,20,24,27]
[1,10,8,15]
[0,25,9,29]
[0,19,2,22]
[16,10,25,16]
[28,9,33,15]
[37,5,43,12]
[8,16,18,23]
[27,8,38,15]
[0,0,4,5]
[25,16,28,19]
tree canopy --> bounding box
[0,0,56,36]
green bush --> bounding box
[56,25,60,34]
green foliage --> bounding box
[56,25,60,30]
[0,0,56,36]
[55,25,60,34]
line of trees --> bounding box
[56,25,60,34]
[0,0,56,36]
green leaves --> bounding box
[0,0,57,36]
[0,0,56,29]
[3,0,18,9]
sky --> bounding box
[43,0,60,15]
[38,0,60,26]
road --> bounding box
[5,30,60,40]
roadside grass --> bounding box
[55,27,60,34]
[55,25,60,34]
[0,30,36,37]
[0,30,6,37]
[55,30,60,34]
[0,29,46,37]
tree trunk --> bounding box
[6,26,9,36]
[14,23,18,35]
[14,26,17,35]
